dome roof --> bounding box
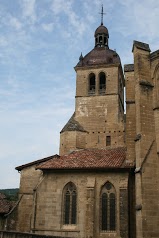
[76,47,120,68]
[95,24,109,37]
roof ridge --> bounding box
[15,154,59,171]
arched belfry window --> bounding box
[100,181,116,231]
[89,73,96,95]
[99,35,102,45]
[104,37,107,46]
[99,72,106,94]
[63,182,77,225]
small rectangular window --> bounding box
[106,136,111,146]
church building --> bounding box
[12,11,159,238]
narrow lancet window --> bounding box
[109,193,116,231]
[102,193,108,230]
[64,190,70,224]
[89,73,96,95]
[99,72,106,94]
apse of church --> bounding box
[12,7,159,238]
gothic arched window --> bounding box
[100,182,116,231]
[99,72,106,94]
[63,182,77,225]
[89,73,96,95]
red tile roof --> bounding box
[15,154,59,171]
[0,193,10,214]
[37,147,133,170]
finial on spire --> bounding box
[79,52,83,61]
[99,4,106,25]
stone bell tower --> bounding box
[60,17,125,155]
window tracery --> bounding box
[100,181,116,232]
[63,182,77,225]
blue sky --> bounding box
[0,0,159,188]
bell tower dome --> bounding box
[95,5,109,48]
[95,25,109,48]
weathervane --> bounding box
[99,4,106,26]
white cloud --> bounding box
[51,0,73,15]
[21,0,36,23]
[0,36,8,47]
[0,9,22,31]
[42,22,55,32]
[116,0,159,42]
[51,0,87,36]
[9,16,22,30]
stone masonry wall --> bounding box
[75,66,125,151]
[133,44,159,238]
[31,171,129,238]
[76,67,120,97]
[75,95,125,149]
[60,131,77,155]
[60,131,87,155]
[16,166,43,232]
[151,58,159,153]
[125,69,136,164]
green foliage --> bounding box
[0,188,19,201]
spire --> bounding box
[99,4,106,26]
[95,6,109,48]
[79,52,83,61]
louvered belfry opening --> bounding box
[89,73,96,95]
[99,72,106,94]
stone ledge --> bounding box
[139,80,154,88]
[126,100,135,104]
[132,40,151,52]
[150,49,159,61]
